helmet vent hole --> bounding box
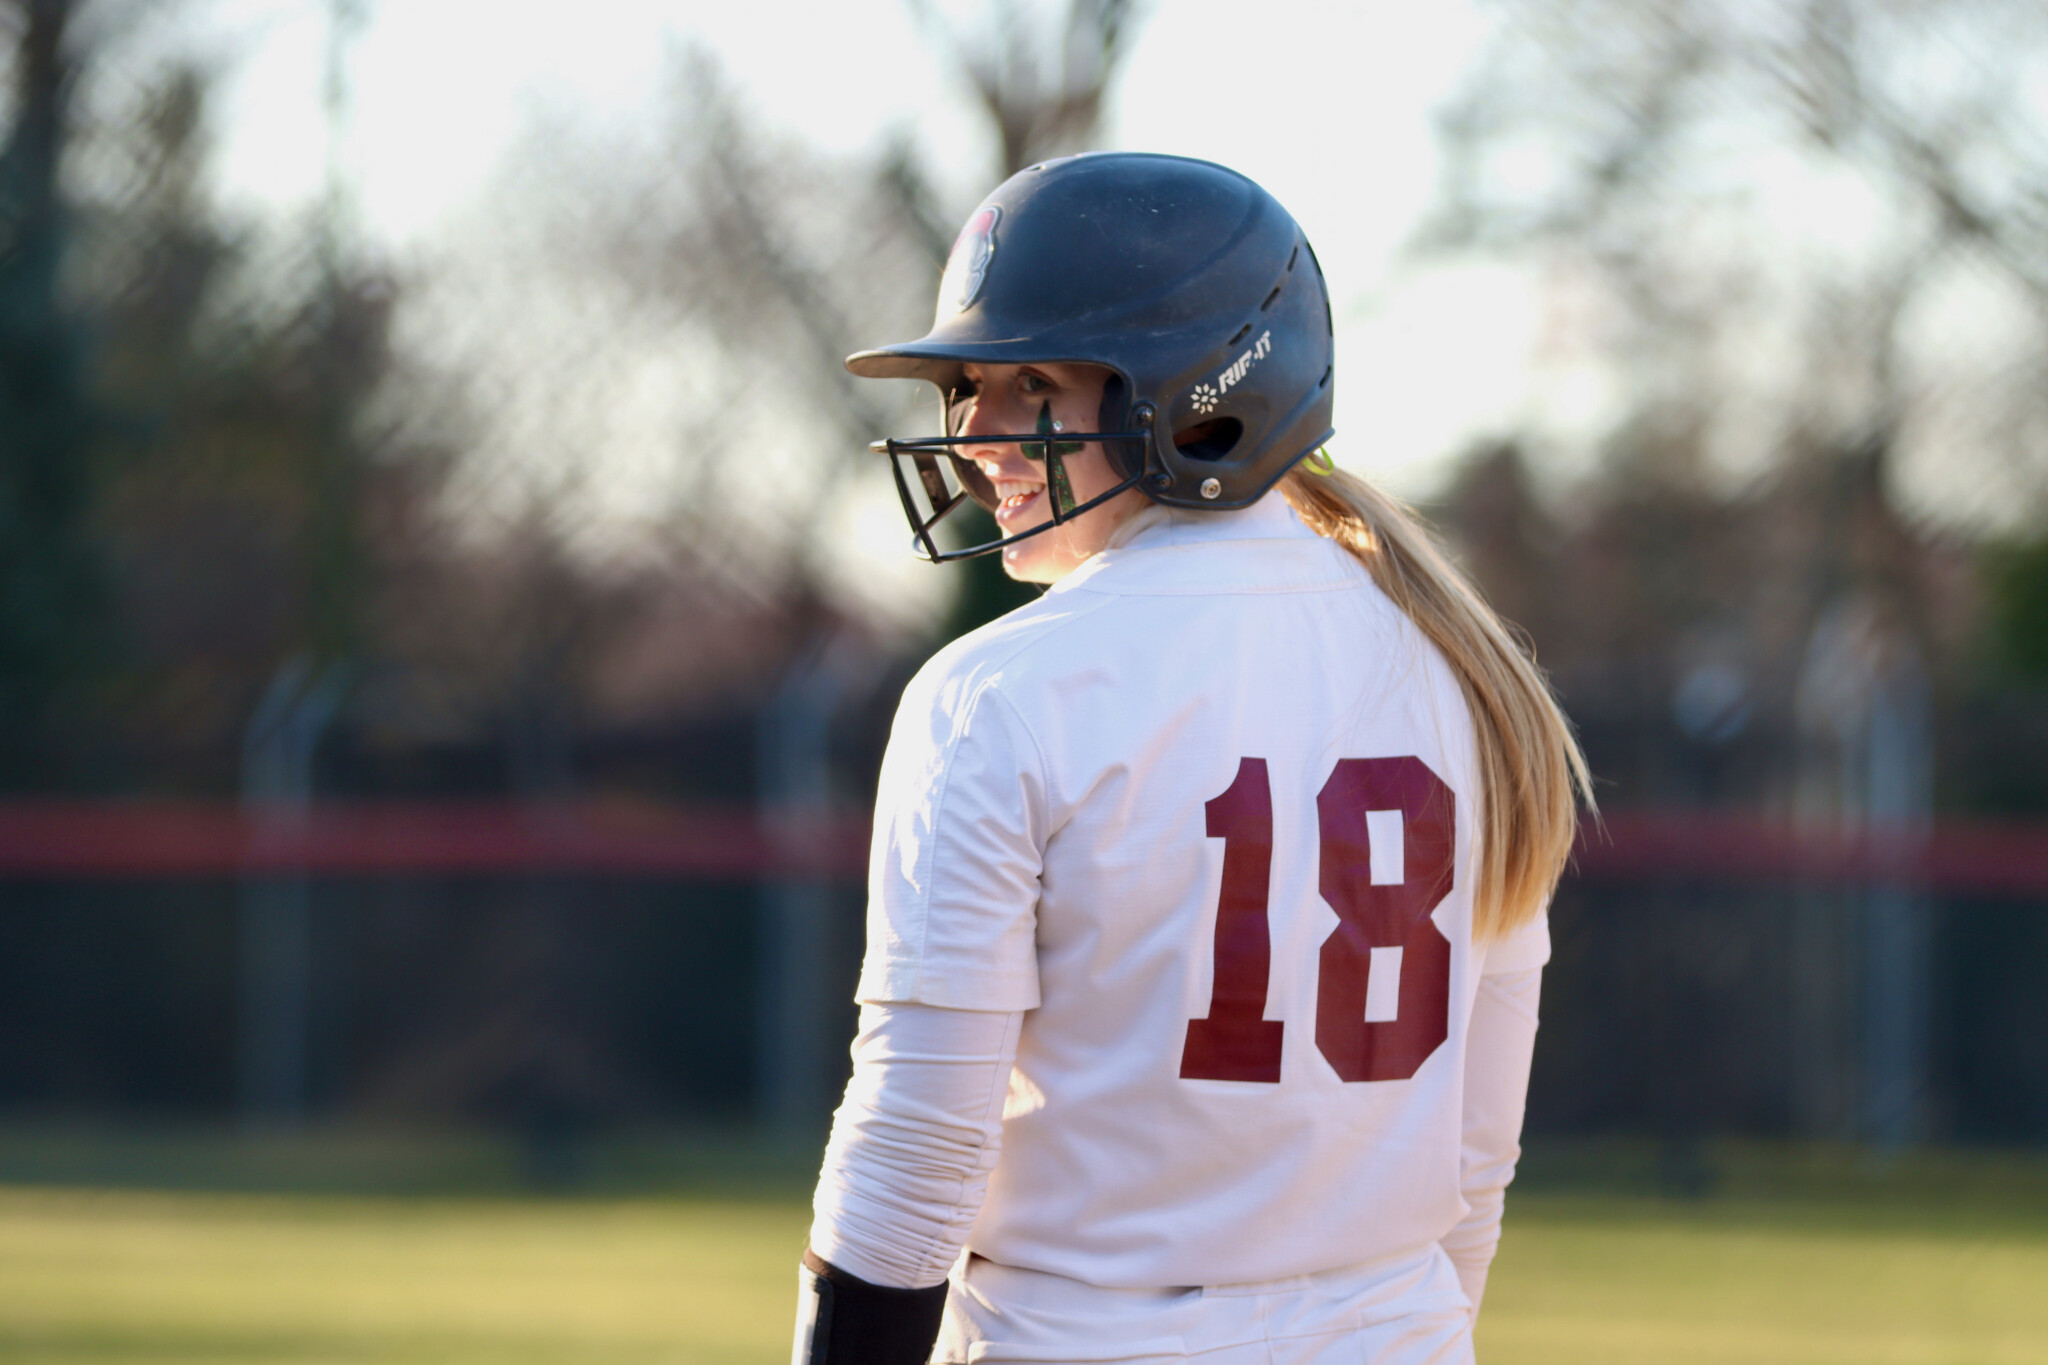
[1287,245,1299,272]
[1261,286,1282,312]
[1175,417,1243,463]
[1227,323,1252,346]
[1318,365,1332,389]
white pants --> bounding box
[932,1248,1475,1364]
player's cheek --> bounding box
[1064,396,1092,436]
[1071,445,1115,502]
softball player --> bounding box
[793,153,1591,1365]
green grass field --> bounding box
[1,1132,2044,1363]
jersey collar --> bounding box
[1053,491,1358,596]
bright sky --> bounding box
[166,0,2048,605]
[195,0,1544,492]
[170,1,1599,628]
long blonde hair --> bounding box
[1280,464,1594,941]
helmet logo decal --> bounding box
[939,205,1001,316]
[1216,329,1273,395]
[1190,384,1220,415]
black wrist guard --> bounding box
[794,1248,949,1365]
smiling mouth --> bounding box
[993,480,1046,523]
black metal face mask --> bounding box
[873,396,1152,564]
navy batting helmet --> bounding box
[850,152,1335,563]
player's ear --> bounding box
[1173,418,1243,462]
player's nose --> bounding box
[955,392,1005,441]
[958,397,1030,476]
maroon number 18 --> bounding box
[1180,756,1456,1085]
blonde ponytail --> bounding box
[1281,465,1594,941]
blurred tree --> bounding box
[1419,0,2048,1149]
[1420,0,2046,798]
[1962,529,2048,811]
[0,0,111,788]
[1984,534,2048,683]
[0,0,407,793]
[1427,0,2048,517]
[908,0,1142,181]
[76,56,399,793]
[562,2,1152,642]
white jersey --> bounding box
[856,493,1548,1290]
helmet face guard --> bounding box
[850,153,1336,564]
[877,423,1153,563]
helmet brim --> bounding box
[845,338,1115,384]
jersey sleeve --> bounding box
[809,1001,1024,1289]
[856,661,1048,1012]
[1477,904,1551,977]
[1441,964,1543,1313]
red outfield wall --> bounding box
[0,802,2042,896]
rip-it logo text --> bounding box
[1218,331,1273,394]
